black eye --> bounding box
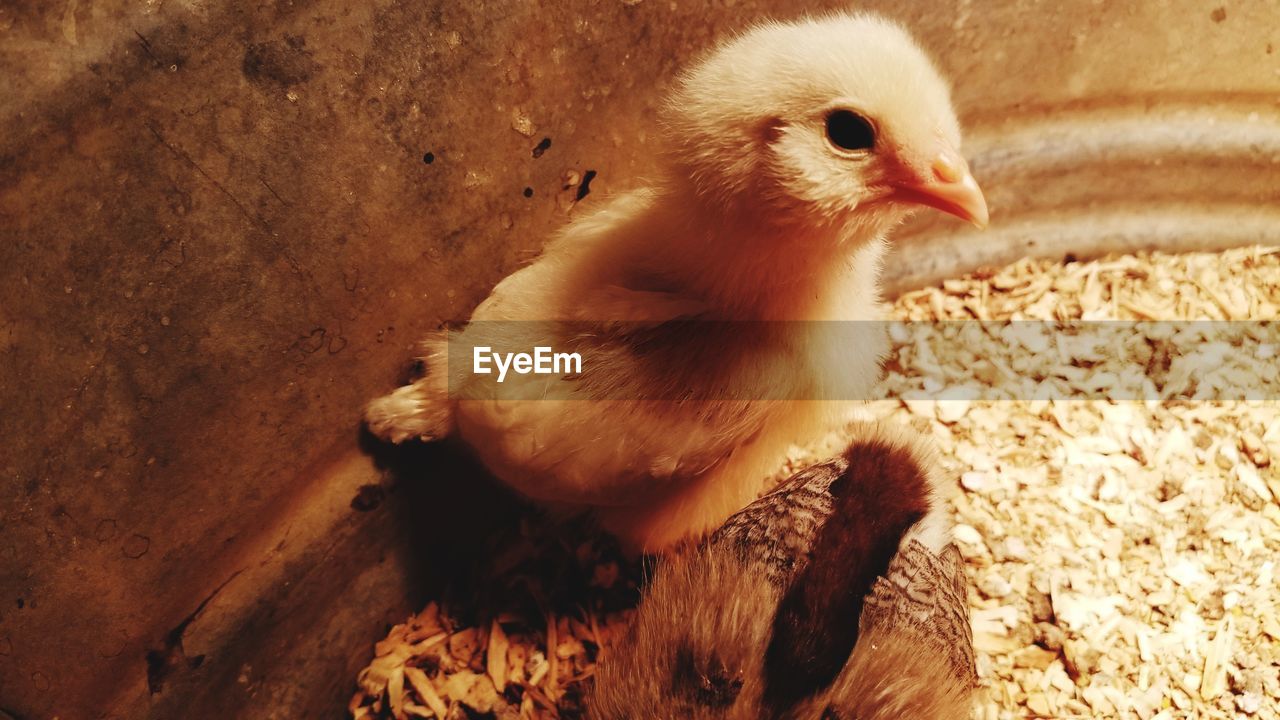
[825,110,875,152]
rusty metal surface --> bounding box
[1,1,1277,718]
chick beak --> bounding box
[889,148,989,228]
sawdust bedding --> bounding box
[350,245,1280,720]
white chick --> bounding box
[366,12,987,553]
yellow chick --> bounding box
[366,12,987,552]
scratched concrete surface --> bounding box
[1,1,1277,718]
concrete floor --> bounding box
[1,0,1277,718]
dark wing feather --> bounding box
[860,540,978,689]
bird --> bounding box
[587,424,979,720]
[364,12,988,552]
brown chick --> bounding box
[365,12,988,552]
[587,424,979,719]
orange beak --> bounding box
[889,146,989,228]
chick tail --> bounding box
[762,427,933,709]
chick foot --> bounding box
[364,382,453,443]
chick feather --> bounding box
[365,12,987,552]
[587,423,978,719]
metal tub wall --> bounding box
[1,1,1276,718]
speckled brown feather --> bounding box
[762,437,930,709]
[588,423,978,719]
[860,541,978,690]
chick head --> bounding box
[663,13,988,233]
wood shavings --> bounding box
[349,518,639,719]
[487,619,510,694]
[352,246,1279,720]
[872,245,1280,719]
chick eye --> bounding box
[825,110,875,152]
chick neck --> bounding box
[631,172,892,322]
